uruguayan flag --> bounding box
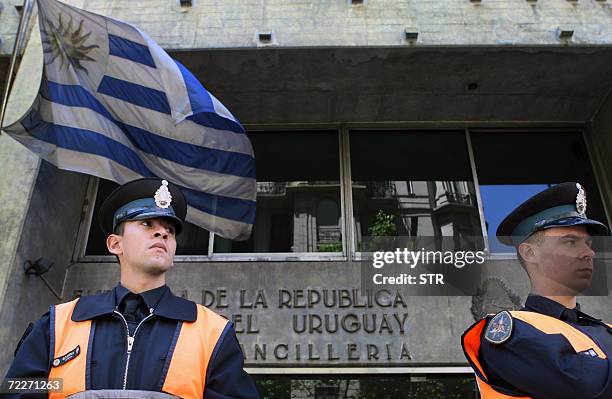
[4,0,256,240]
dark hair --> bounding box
[111,222,125,263]
[516,230,544,271]
[113,222,125,236]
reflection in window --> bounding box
[317,199,342,252]
[471,131,607,253]
[254,375,477,399]
[85,179,210,255]
[350,131,483,251]
[215,131,342,253]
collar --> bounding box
[115,283,167,311]
[72,284,196,322]
[523,294,581,320]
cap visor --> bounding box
[538,217,609,236]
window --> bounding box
[349,131,483,252]
[81,128,608,260]
[213,130,343,254]
[471,131,607,253]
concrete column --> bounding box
[0,12,43,353]
[589,90,612,229]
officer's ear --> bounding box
[518,241,537,266]
[106,233,123,257]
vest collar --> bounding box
[72,284,196,322]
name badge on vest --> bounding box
[52,345,80,367]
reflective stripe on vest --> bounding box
[49,299,88,399]
[161,305,228,398]
[461,310,609,399]
[48,299,228,399]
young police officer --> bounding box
[462,182,612,399]
[5,178,260,398]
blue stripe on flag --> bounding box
[174,61,214,113]
[108,34,156,68]
[182,186,256,225]
[21,115,256,224]
[98,76,171,114]
[24,118,152,177]
[45,81,115,121]
[118,122,256,179]
[44,82,254,178]
[188,112,245,135]
[174,60,245,135]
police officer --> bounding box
[462,182,612,399]
[4,178,260,398]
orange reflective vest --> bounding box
[48,298,228,399]
[462,310,610,399]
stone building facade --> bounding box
[1,0,612,397]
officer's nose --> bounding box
[153,224,169,240]
[580,241,595,261]
[154,230,168,239]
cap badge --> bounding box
[576,183,587,217]
[154,180,172,209]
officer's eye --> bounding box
[167,226,175,235]
[141,220,151,227]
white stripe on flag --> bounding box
[106,17,149,47]
[210,93,240,125]
[187,206,252,242]
[106,55,164,93]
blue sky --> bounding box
[480,184,551,252]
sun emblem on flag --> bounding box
[41,13,99,74]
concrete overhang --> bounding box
[171,46,612,126]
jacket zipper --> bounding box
[113,310,154,390]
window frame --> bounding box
[76,127,349,262]
[468,127,612,258]
[348,128,488,260]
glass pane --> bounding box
[479,184,551,252]
[214,131,342,253]
[85,178,210,255]
[253,375,478,399]
[350,131,483,251]
[471,131,607,253]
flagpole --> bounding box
[0,0,35,135]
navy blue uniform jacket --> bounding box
[4,284,259,398]
[480,295,612,399]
